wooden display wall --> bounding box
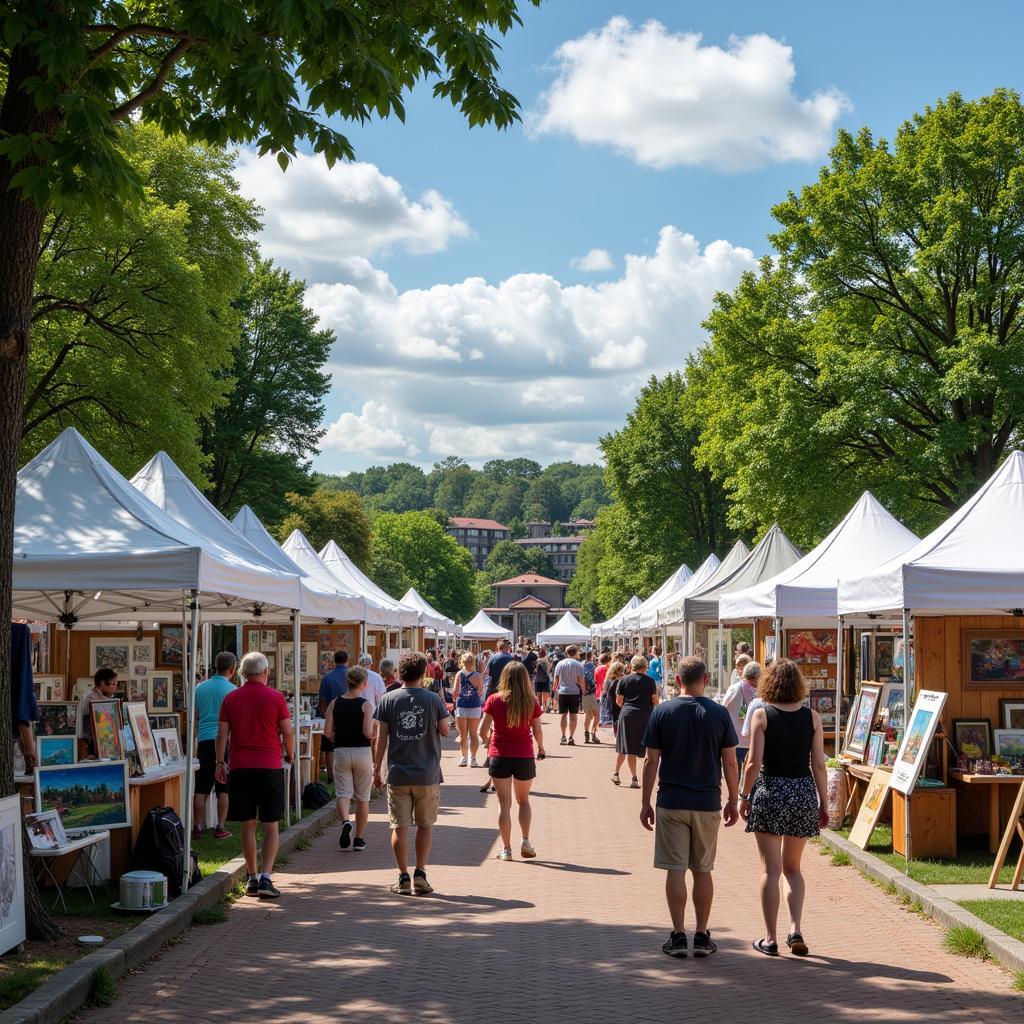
[51,627,168,702]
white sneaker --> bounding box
[520,839,536,859]
[457,757,468,767]
[497,848,513,861]
[470,759,480,768]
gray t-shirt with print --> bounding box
[373,686,449,786]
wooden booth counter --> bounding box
[892,787,957,860]
[950,771,1024,854]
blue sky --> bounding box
[234,1,1024,474]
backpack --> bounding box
[302,781,332,810]
[130,806,200,897]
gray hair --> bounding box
[358,652,373,666]
[379,659,395,676]
[630,654,648,672]
[239,651,269,678]
[743,660,762,681]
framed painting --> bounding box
[125,702,160,772]
[844,684,882,760]
[246,629,260,653]
[891,690,948,795]
[73,677,93,700]
[261,629,277,652]
[859,633,873,682]
[877,682,906,729]
[844,692,862,753]
[952,719,993,760]
[130,640,155,667]
[32,674,64,702]
[153,728,184,766]
[965,631,1024,688]
[0,795,26,955]
[35,761,131,830]
[36,702,76,737]
[150,714,181,740]
[865,731,885,767]
[763,635,777,664]
[89,637,131,674]
[25,809,68,851]
[849,768,892,849]
[91,700,123,760]
[787,629,837,664]
[36,735,76,767]
[875,637,895,680]
[159,625,183,666]
[128,674,149,703]
[149,674,172,712]
[999,698,1024,730]
[993,729,1024,760]
[318,651,335,677]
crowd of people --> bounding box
[177,633,828,957]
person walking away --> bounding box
[533,648,552,712]
[648,647,665,697]
[722,660,760,768]
[373,652,451,896]
[452,652,485,767]
[443,651,458,689]
[484,639,516,699]
[193,652,237,840]
[215,651,294,899]
[318,651,349,783]
[594,652,611,698]
[582,652,601,744]
[613,655,659,788]
[601,660,625,742]
[358,653,387,708]
[553,644,586,745]
[479,662,545,860]
[381,659,400,693]
[522,645,538,683]
[640,656,739,958]
[324,666,374,852]
[740,659,828,957]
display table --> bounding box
[30,829,109,912]
[892,787,957,860]
[950,771,1024,853]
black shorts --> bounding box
[534,680,551,693]
[196,739,229,796]
[488,756,537,781]
[558,694,581,715]
[227,768,285,824]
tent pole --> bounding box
[717,618,724,697]
[292,610,302,824]
[774,617,782,664]
[182,590,200,894]
[835,617,844,759]
[902,607,912,871]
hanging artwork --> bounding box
[246,629,260,652]
[159,625,183,666]
[0,795,26,955]
[149,674,172,712]
[843,684,881,760]
[36,702,76,737]
[890,690,948,795]
[129,675,149,703]
[36,761,131,829]
[130,640,155,666]
[875,638,895,679]
[73,678,94,700]
[32,675,63,702]
[999,698,1024,730]
[91,700,123,760]
[125,702,161,772]
[787,630,837,664]
[261,629,277,652]
[89,638,132,674]
[965,631,1024,687]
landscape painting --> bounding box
[968,635,1024,685]
[37,736,76,767]
[35,761,130,829]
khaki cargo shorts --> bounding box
[654,807,721,872]
[388,784,440,828]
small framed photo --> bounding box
[159,625,184,667]
[25,809,68,851]
[130,640,155,667]
[993,729,1024,760]
[149,674,172,712]
[865,731,886,767]
[36,735,76,767]
[129,675,149,703]
[153,728,184,766]
[999,698,1024,730]
[261,629,277,652]
[247,629,260,652]
[952,719,993,760]
[32,675,64,702]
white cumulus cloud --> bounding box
[530,18,849,171]
[590,335,647,370]
[571,248,614,271]
[234,150,470,274]
[322,400,420,458]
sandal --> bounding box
[611,773,621,786]
[786,933,808,956]
[752,938,779,957]
[629,777,640,789]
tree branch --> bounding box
[109,38,194,123]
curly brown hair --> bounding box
[759,659,806,704]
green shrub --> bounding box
[943,925,988,960]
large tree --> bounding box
[24,124,255,479]
[276,490,371,570]
[202,259,332,523]
[482,539,555,582]
[692,90,1024,542]
[0,0,537,937]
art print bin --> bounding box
[119,870,168,911]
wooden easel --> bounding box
[988,778,1024,889]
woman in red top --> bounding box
[479,662,545,861]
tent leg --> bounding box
[293,610,302,824]
[182,591,200,894]
[903,607,913,872]
[717,618,724,697]
[835,617,844,758]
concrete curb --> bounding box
[0,802,338,1024]
[818,828,1024,976]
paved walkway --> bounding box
[84,723,1022,1024]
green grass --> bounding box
[59,802,126,829]
[0,956,72,1009]
[836,824,1020,884]
[87,966,118,1007]
[943,924,989,959]
[959,899,1024,944]
[191,904,227,926]
[830,849,851,867]
[1013,971,1024,992]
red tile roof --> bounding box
[514,536,585,545]
[448,517,509,531]
[508,595,552,609]
[493,573,566,587]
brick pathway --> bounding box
[83,724,1022,1023]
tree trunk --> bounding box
[0,45,63,941]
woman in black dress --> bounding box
[612,655,659,789]
[740,659,828,958]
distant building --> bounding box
[446,516,510,570]
[514,533,586,583]
[567,518,596,532]
[485,573,581,641]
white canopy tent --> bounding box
[839,451,1024,617]
[400,586,457,636]
[536,611,591,646]
[659,540,750,627]
[591,595,642,639]
[461,610,514,642]
[637,553,722,632]
[720,492,920,624]
[318,539,420,630]
[622,563,693,632]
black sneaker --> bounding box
[257,876,281,899]
[412,869,433,895]
[390,873,412,895]
[244,874,260,897]
[339,820,353,850]
[567,737,575,746]
[662,931,688,958]
[352,837,367,852]
[584,732,591,743]
[692,931,717,957]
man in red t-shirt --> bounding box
[215,651,294,900]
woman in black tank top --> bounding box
[324,668,375,851]
[739,659,828,959]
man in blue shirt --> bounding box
[193,651,238,840]
[648,646,664,697]
[319,651,349,782]
[484,640,516,698]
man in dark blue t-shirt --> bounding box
[640,656,738,960]
[319,650,349,783]
[484,640,516,698]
